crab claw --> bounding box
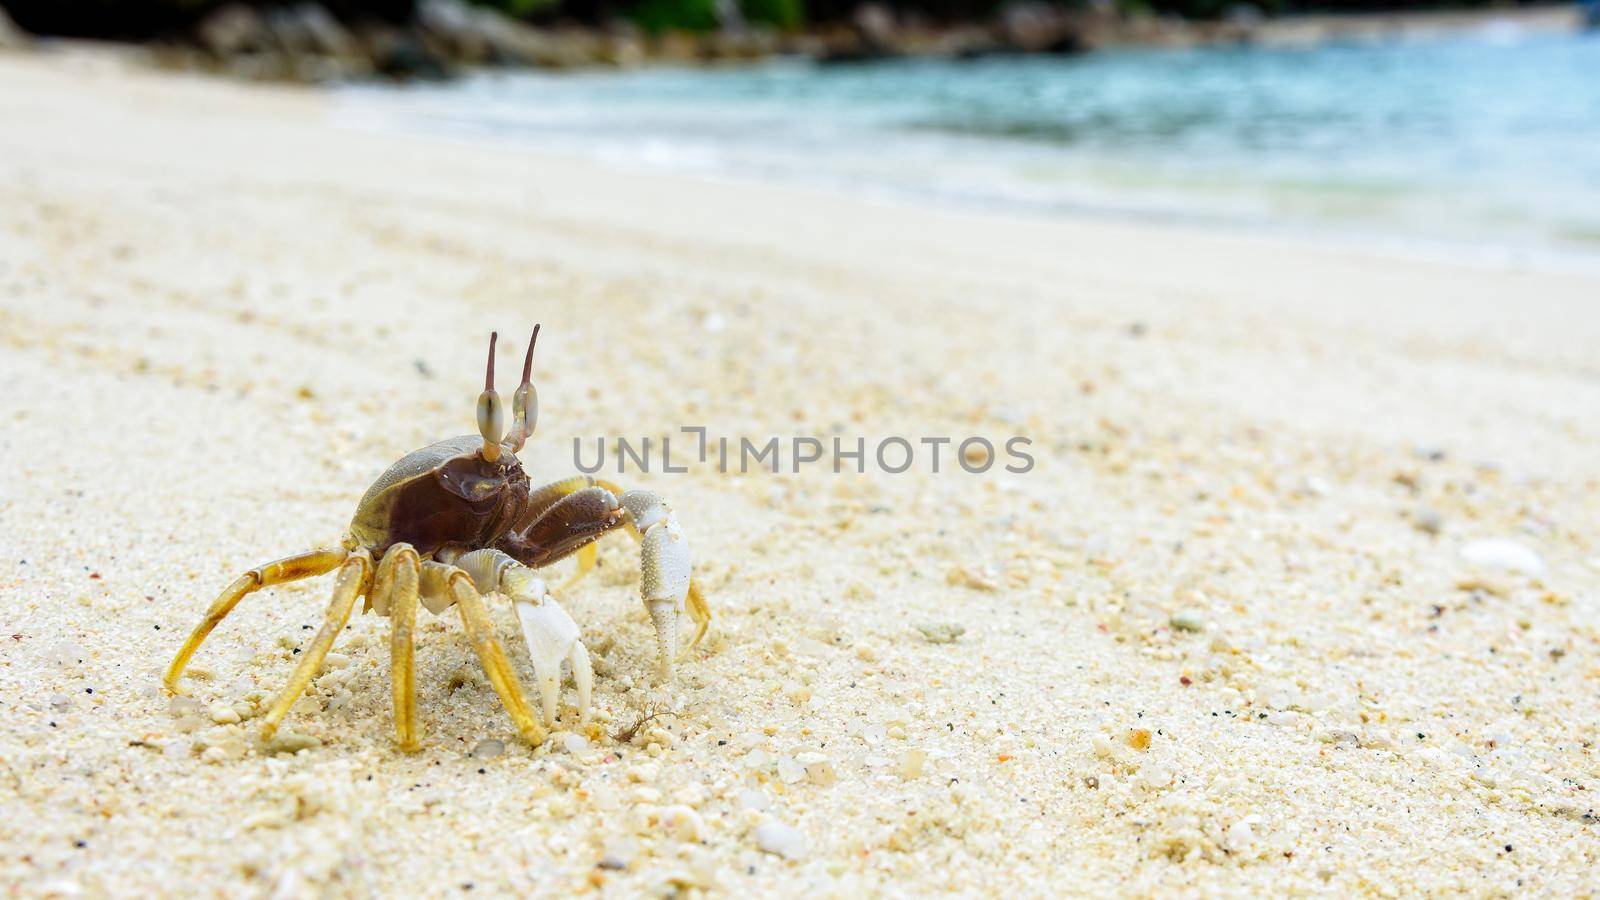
[646,598,679,682]
[513,593,592,726]
[626,490,692,684]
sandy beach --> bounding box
[1,48,1598,897]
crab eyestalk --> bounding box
[477,332,505,462]
[507,324,540,451]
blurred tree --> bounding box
[0,0,1543,41]
[740,0,805,29]
[474,0,561,15]
[4,0,417,38]
[625,0,719,31]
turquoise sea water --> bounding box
[351,26,1600,253]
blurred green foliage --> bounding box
[741,0,805,30]
[483,0,562,16]
[625,0,720,32]
[1,0,1537,41]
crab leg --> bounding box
[503,486,624,567]
[596,481,711,658]
[509,477,704,629]
[259,549,372,742]
[164,547,350,693]
[422,561,546,746]
[370,543,423,751]
[453,548,592,727]
[619,490,693,683]
[505,476,614,592]
[501,484,701,684]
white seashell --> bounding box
[1460,539,1546,576]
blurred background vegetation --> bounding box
[0,0,1538,39]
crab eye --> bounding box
[477,389,505,448]
[514,383,538,436]
[477,331,505,462]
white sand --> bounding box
[1,49,1598,897]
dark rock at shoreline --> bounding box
[196,4,267,57]
[362,22,450,79]
[192,1,404,80]
[417,0,617,69]
[415,0,492,63]
[997,1,1092,54]
[0,3,31,49]
[816,0,1108,64]
[815,3,899,63]
[852,3,897,53]
[2,0,1302,83]
[278,3,362,60]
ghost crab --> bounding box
[162,327,710,750]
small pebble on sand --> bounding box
[1413,507,1443,535]
[896,749,927,779]
[915,623,965,644]
[598,838,635,870]
[661,805,706,842]
[1169,611,1205,633]
[798,753,837,787]
[1225,819,1255,851]
[267,731,320,753]
[1460,538,1546,576]
[754,821,806,860]
[945,566,999,591]
[469,739,504,759]
[776,755,805,783]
